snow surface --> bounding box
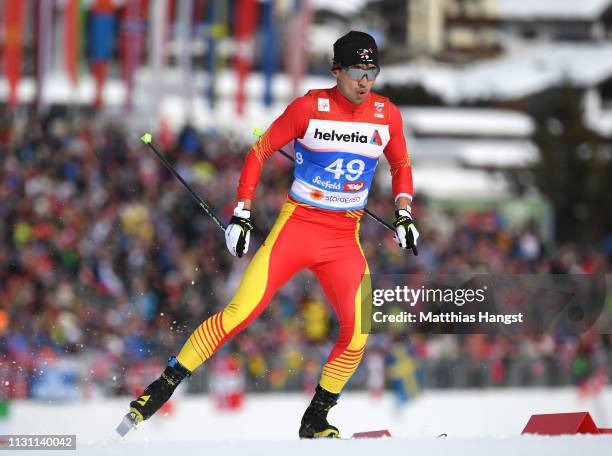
[584,88,612,136]
[310,0,371,16]
[412,167,510,198]
[400,107,534,137]
[408,137,538,169]
[455,139,537,167]
[496,0,612,20]
[381,43,612,103]
[6,388,612,456]
[62,435,612,456]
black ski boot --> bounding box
[129,357,191,423]
[299,385,340,439]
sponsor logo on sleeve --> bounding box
[374,101,385,118]
[317,98,330,112]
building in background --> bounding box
[496,0,612,43]
[368,0,612,62]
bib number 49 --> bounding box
[324,158,365,181]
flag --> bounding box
[285,0,312,99]
[176,0,194,115]
[120,0,148,111]
[149,0,168,116]
[233,0,258,116]
[168,0,178,21]
[204,0,220,110]
[261,0,276,107]
[386,342,424,406]
[37,0,55,110]
[204,0,217,110]
[64,0,81,86]
[2,0,27,107]
[204,0,228,110]
[193,0,206,21]
[89,0,115,108]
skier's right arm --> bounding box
[236,95,311,202]
[225,95,311,257]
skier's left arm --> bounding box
[384,103,419,254]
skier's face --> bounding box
[333,64,378,105]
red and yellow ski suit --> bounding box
[177,87,413,393]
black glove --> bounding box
[393,209,419,255]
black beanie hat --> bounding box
[333,31,378,68]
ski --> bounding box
[339,430,447,440]
[115,411,140,437]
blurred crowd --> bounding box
[0,111,610,401]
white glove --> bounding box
[393,209,419,255]
[225,202,253,257]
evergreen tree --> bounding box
[520,85,612,244]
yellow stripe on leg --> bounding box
[320,225,369,394]
[221,201,297,333]
[177,201,298,372]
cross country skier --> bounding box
[127,31,419,439]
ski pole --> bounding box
[140,133,227,231]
